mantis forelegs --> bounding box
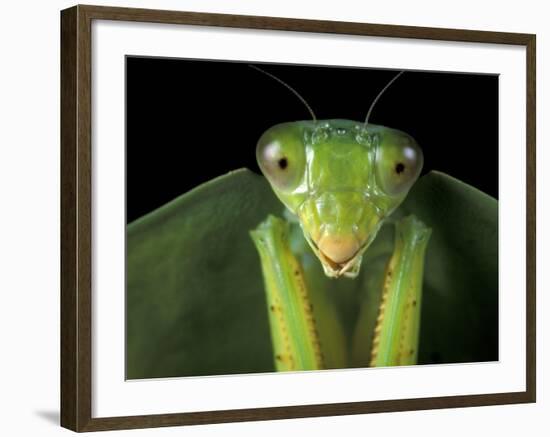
[369,215,431,367]
[250,215,324,371]
[251,214,430,372]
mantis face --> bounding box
[257,119,423,278]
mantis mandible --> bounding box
[250,66,432,371]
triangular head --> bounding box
[257,119,423,278]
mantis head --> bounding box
[257,120,423,278]
[252,66,422,278]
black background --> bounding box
[126,57,498,223]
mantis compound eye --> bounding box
[375,133,423,196]
[256,126,306,191]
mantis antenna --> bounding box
[249,64,317,122]
[364,70,405,128]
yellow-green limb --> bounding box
[250,215,324,371]
[370,215,431,367]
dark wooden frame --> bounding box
[61,4,536,432]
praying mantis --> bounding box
[125,62,498,380]
[249,66,432,371]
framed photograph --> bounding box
[60,4,536,432]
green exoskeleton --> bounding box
[250,66,431,371]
